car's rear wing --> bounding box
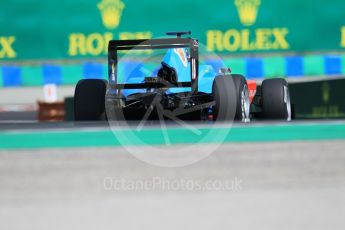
[108,37,199,92]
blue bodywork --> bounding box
[120,48,221,97]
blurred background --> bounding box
[1,0,345,121]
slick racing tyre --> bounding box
[74,79,107,121]
[212,74,250,121]
[261,78,291,120]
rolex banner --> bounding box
[1,0,345,61]
[289,78,345,119]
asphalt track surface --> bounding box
[0,120,345,229]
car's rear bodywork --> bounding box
[106,33,262,120]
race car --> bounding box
[74,31,291,122]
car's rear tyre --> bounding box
[212,74,250,121]
[261,78,291,120]
[74,79,107,121]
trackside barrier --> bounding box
[1,55,345,88]
[64,97,74,121]
[289,78,345,119]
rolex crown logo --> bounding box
[321,82,330,104]
[98,0,125,30]
[234,0,261,26]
